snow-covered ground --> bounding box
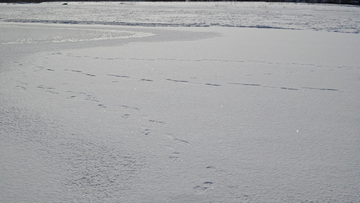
[1,2,360,33]
[1,2,360,202]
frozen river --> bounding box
[1,2,360,202]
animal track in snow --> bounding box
[205,165,233,177]
[229,83,341,92]
[193,181,213,193]
[37,85,60,94]
[69,69,82,73]
[120,105,139,110]
[107,74,129,78]
[148,119,166,124]
[65,91,105,108]
[15,82,28,90]
[280,87,298,91]
[65,69,96,77]
[37,85,55,90]
[141,128,150,135]
[97,104,106,108]
[140,79,153,82]
[16,85,26,90]
[166,79,189,83]
[158,58,176,61]
[166,134,189,145]
[302,87,339,91]
[205,83,221,87]
[84,73,96,77]
[122,114,130,119]
[168,152,181,160]
[229,83,261,86]
[173,138,189,145]
[166,78,221,87]
[45,90,59,94]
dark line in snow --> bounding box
[4,19,301,31]
[5,19,210,27]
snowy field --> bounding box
[1,2,360,202]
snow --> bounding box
[1,2,360,33]
[1,2,360,203]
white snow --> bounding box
[1,2,360,203]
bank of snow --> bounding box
[1,2,360,33]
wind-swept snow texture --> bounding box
[1,2,360,203]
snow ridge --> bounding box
[5,18,298,30]
[5,19,211,27]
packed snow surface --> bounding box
[1,2,360,203]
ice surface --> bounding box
[1,2,360,203]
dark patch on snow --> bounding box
[5,19,211,28]
[302,87,339,91]
[107,74,129,78]
[205,83,221,86]
[229,83,261,86]
[140,79,153,82]
[166,79,189,83]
